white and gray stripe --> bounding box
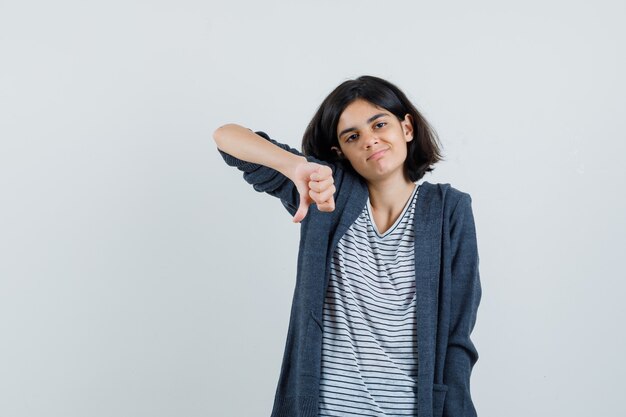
[318,183,420,417]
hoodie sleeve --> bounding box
[443,193,482,417]
[217,131,326,217]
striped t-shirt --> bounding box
[318,183,420,417]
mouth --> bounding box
[367,148,387,161]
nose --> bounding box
[363,130,379,149]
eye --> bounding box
[345,133,358,143]
[374,121,387,129]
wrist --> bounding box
[279,154,307,182]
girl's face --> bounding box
[335,99,414,184]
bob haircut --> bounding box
[302,75,443,182]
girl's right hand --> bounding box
[291,162,336,223]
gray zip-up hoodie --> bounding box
[218,131,481,417]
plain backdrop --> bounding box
[1,1,625,416]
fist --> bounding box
[292,162,336,223]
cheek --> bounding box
[393,144,410,165]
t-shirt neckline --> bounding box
[366,183,419,239]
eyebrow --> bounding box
[338,113,389,138]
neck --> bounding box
[367,172,416,214]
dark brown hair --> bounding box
[302,75,443,182]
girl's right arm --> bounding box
[213,123,336,223]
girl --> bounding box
[214,76,481,417]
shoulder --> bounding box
[418,182,475,229]
[419,181,472,206]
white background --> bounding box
[1,1,625,416]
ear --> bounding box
[331,146,344,158]
[402,114,414,142]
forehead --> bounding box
[337,99,390,128]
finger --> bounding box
[292,198,310,223]
[309,177,333,193]
[310,165,332,181]
[318,164,333,178]
[317,198,336,212]
[310,185,336,204]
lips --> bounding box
[367,148,388,161]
